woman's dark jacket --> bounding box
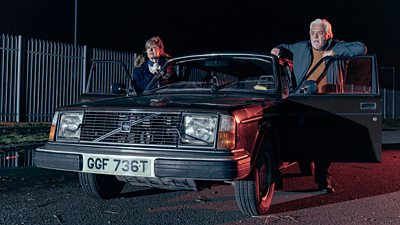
[133,56,170,94]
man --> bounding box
[271,18,367,193]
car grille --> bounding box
[80,111,181,146]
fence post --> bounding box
[82,45,87,93]
[392,67,396,119]
[16,35,23,122]
[383,88,387,119]
[381,66,397,120]
[393,89,396,120]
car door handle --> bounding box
[360,102,376,110]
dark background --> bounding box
[0,0,399,70]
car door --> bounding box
[277,55,381,162]
[79,60,138,102]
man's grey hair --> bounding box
[310,18,333,39]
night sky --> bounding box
[0,0,399,69]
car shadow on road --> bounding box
[119,185,174,198]
[269,150,400,214]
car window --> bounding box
[144,55,278,94]
[86,61,133,94]
[343,58,373,94]
[294,56,376,95]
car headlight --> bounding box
[181,115,218,145]
[57,112,84,141]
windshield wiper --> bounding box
[144,84,171,95]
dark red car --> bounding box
[34,52,381,216]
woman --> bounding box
[133,36,171,94]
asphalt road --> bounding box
[1,148,400,225]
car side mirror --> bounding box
[299,80,317,95]
[111,83,126,95]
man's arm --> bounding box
[331,41,367,57]
[271,44,290,58]
[271,43,299,58]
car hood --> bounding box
[63,93,281,111]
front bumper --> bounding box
[34,142,250,180]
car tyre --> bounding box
[79,173,125,199]
[234,148,275,216]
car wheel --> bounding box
[79,173,125,199]
[234,151,275,216]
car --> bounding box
[34,52,382,216]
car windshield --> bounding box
[143,54,278,94]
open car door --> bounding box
[278,55,381,162]
[79,60,138,102]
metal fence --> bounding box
[0,35,22,122]
[380,67,399,119]
[0,149,34,167]
[381,88,400,119]
[0,34,137,123]
[25,39,87,122]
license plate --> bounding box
[82,154,154,177]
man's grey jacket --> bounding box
[275,39,367,88]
